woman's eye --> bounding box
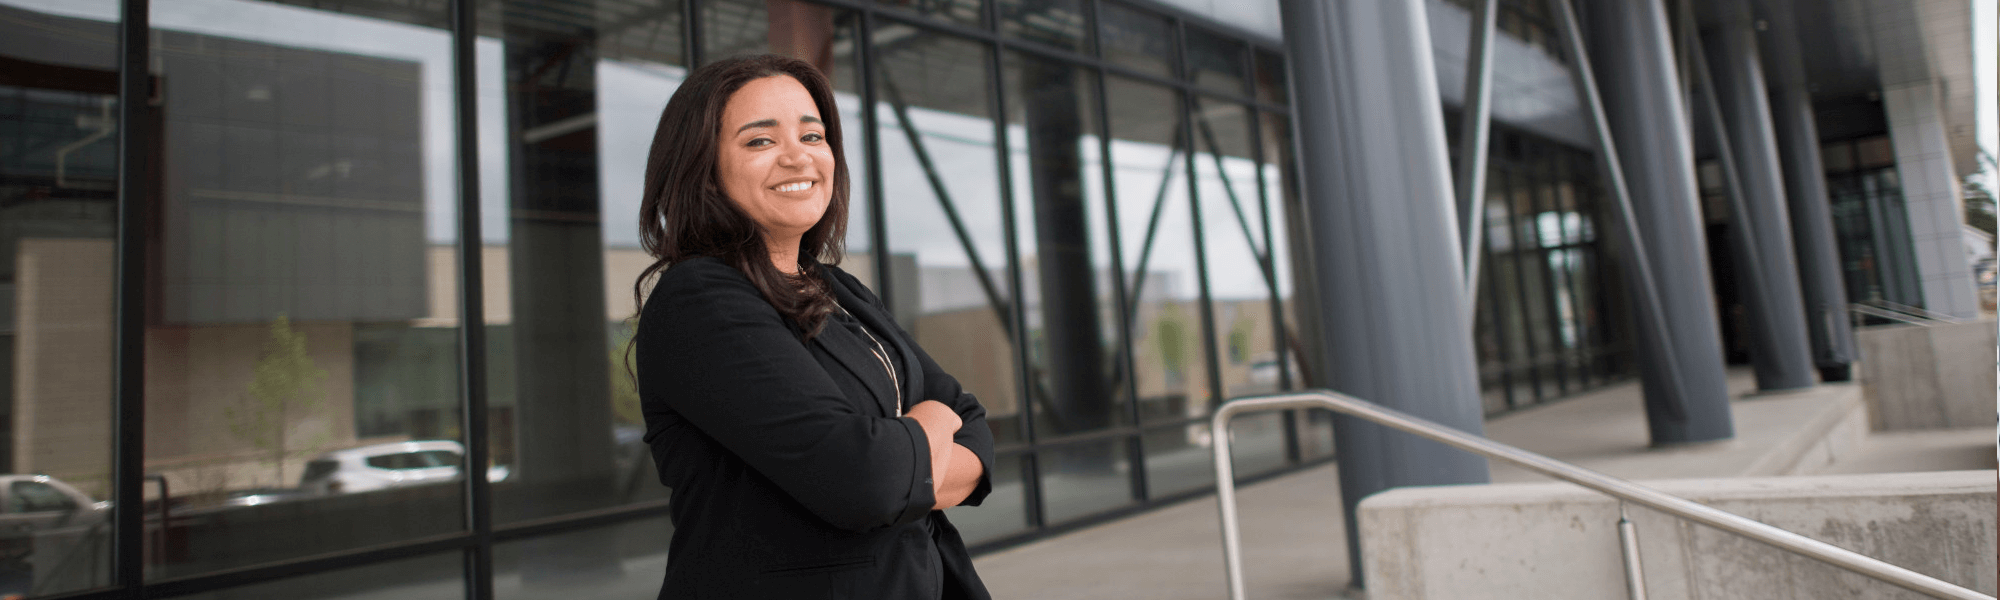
[802,132,823,143]
[746,138,773,147]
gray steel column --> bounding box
[1577,0,1734,442]
[1695,0,1817,391]
[1756,0,1856,381]
[1279,0,1490,587]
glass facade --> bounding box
[1,0,1307,597]
[1822,135,1924,311]
[1448,118,1639,415]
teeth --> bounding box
[775,181,813,193]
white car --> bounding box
[299,441,509,495]
[0,475,110,537]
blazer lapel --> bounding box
[826,268,925,412]
[811,319,898,418]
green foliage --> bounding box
[226,314,329,485]
[1154,304,1189,376]
[1228,313,1257,364]
[609,321,644,426]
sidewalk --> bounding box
[972,368,1993,599]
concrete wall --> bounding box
[1359,470,1997,600]
[1856,320,1997,430]
[12,239,116,495]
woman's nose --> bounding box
[775,140,810,167]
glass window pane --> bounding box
[873,0,986,30]
[999,0,1091,52]
[1253,50,1285,105]
[1191,101,1275,402]
[1098,2,1174,80]
[1003,53,1127,437]
[943,452,1029,545]
[1037,439,1134,524]
[872,31,1024,445]
[1140,423,1210,497]
[140,0,463,580]
[1105,77,1213,426]
[1,1,120,595]
[178,550,462,600]
[1225,412,1287,478]
[495,515,670,599]
[1183,27,1246,96]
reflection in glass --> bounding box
[943,453,1028,545]
[1140,423,1209,497]
[1098,2,1175,80]
[1183,27,1246,96]
[1003,52,1125,440]
[136,0,465,581]
[999,0,1091,52]
[1225,412,1288,478]
[178,550,462,600]
[871,30,1024,445]
[1037,441,1132,524]
[1253,50,1285,105]
[873,0,985,30]
[1105,78,1210,430]
[1,3,120,596]
[1190,101,1274,402]
[478,0,621,545]
[495,516,671,599]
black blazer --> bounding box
[636,256,996,600]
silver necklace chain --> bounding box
[839,305,903,416]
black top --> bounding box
[636,256,994,600]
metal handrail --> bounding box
[1210,391,1994,600]
[1849,303,1942,326]
[1852,300,1964,325]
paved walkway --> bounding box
[973,368,1995,599]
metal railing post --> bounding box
[1617,501,1647,600]
[1209,391,1993,600]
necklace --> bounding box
[840,305,903,416]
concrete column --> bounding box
[1755,0,1857,381]
[502,31,620,584]
[1279,0,1489,586]
[1022,55,1115,461]
[1579,0,1733,443]
[1881,81,1982,319]
[1696,2,1816,391]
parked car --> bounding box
[299,441,509,495]
[0,475,109,537]
[1,475,111,598]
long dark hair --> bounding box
[634,54,849,339]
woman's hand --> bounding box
[904,400,961,504]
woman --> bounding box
[631,54,995,600]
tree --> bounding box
[227,314,330,487]
[610,322,643,426]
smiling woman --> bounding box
[630,54,996,600]
[715,76,838,272]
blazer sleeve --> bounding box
[835,268,997,508]
[637,258,936,532]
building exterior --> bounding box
[0,0,1983,598]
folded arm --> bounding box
[637,259,936,533]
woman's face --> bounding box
[716,75,835,248]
